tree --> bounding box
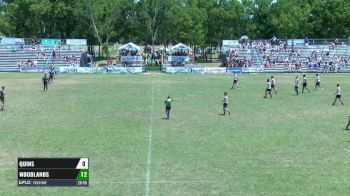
[139,0,170,54]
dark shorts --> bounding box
[336,95,341,98]
[166,106,171,110]
[271,84,275,88]
[316,82,320,86]
[234,80,238,83]
[0,97,4,103]
[266,89,271,92]
[303,83,307,87]
[295,86,298,90]
[223,103,228,108]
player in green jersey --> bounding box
[164,96,173,119]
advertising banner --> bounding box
[165,67,192,74]
[222,40,239,47]
[167,56,190,62]
[165,67,204,74]
[41,39,60,46]
[99,66,144,74]
[20,67,45,73]
[57,66,144,74]
[120,56,142,62]
[66,39,87,46]
[203,67,226,74]
[226,67,242,74]
[242,67,264,73]
[1,38,24,45]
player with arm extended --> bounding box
[302,74,310,93]
[222,92,231,115]
[0,86,5,111]
[264,79,272,98]
[164,96,173,119]
[332,83,344,106]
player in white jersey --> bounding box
[222,92,231,115]
[302,74,310,93]
[315,73,321,90]
[332,84,344,106]
[271,76,277,94]
[264,79,272,98]
[294,76,299,95]
[231,74,240,89]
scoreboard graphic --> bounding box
[18,158,89,186]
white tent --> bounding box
[118,42,140,52]
[171,43,191,51]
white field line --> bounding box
[91,180,229,185]
[145,76,155,196]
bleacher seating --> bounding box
[0,44,86,72]
[260,45,350,73]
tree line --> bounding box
[1,0,350,48]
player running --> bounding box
[264,79,272,98]
[294,76,299,95]
[231,74,240,89]
[222,92,231,115]
[42,74,49,91]
[302,74,310,93]
[332,84,344,106]
[164,96,173,119]
[315,73,321,90]
[0,86,5,111]
[271,76,277,94]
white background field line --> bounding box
[145,76,155,196]
[91,180,229,185]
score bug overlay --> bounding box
[18,158,89,187]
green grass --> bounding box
[1,73,350,195]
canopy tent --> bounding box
[118,42,140,52]
[171,43,191,51]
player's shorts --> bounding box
[223,103,228,108]
[303,83,307,87]
[271,84,275,88]
[316,82,320,86]
[0,97,4,103]
[295,86,298,90]
[166,106,171,110]
[233,80,238,83]
[336,95,341,98]
[266,88,271,92]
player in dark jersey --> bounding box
[301,74,310,93]
[42,74,49,91]
[164,96,173,119]
[49,64,55,84]
[0,86,5,111]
